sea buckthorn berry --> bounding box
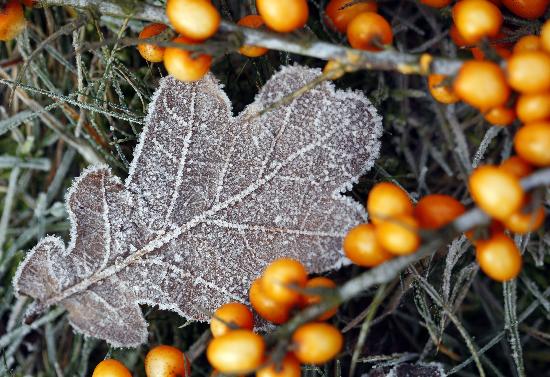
[164,36,212,82]
[414,194,466,229]
[476,233,522,281]
[211,302,254,338]
[465,219,505,243]
[484,106,516,126]
[450,24,468,47]
[343,223,392,267]
[428,74,459,104]
[507,51,550,94]
[138,23,168,63]
[302,277,338,320]
[256,354,301,377]
[257,0,309,33]
[324,0,378,33]
[249,279,291,324]
[468,165,524,220]
[92,359,132,377]
[347,12,393,51]
[516,93,550,123]
[453,60,510,110]
[145,345,191,377]
[261,258,307,305]
[375,215,420,255]
[452,0,502,44]
[500,156,533,178]
[292,323,343,365]
[206,330,265,374]
[514,121,550,166]
[502,0,549,19]
[367,182,413,225]
[542,20,550,53]
[0,0,26,41]
[166,0,220,41]
[513,35,541,54]
[237,15,268,57]
[504,206,545,234]
[420,0,452,8]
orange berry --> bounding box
[484,106,516,126]
[257,354,301,377]
[249,278,291,324]
[164,36,212,82]
[210,302,254,338]
[367,182,413,224]
[453,60,510,110]
[414,194,466,229]
[468,165,524,220]
[428,74,459,104]
[452,0,502,44]
[420,0,452,7]
[92,359,132,377]
[292,323,343,365]
[542,20,550,53]
[237,15,268,57]
[507,51,550,94]
[476,233,522,281]
[138,23,168,63]
[450,24,468,47]
[465,218,505,244]
[166,0,220,40]
[346,12,393,51]
[257,0,309,33]
[342,223,392,267]
[502,0,549,19]
[504,206,545,234]
[500,156,533,178]
[0,0,25,41]
[516,92,550,123]
[324,0,377,33]
[302,277,338,320]
[514,121,550,166]
[513,35,541,54]
[145,345,191,377]
[375,215,420,255]
[261,258,308,306]
[206,330,265,374]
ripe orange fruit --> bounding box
[516,92,550,123]
[166,0,220,40]
[367,182,413,224]
[468,165,524,220]
[484,106,516,126]
[145,345,191,377]
[420,0,452,7]
[500,156,533,178]
[261,258,308,306]
[513,35,541,54]
[375,215,420,255]
[428,74,459,104]
[164,36,212,82]
[507,51,550,94]
[256,354,301,377]
[206,330,265,374]
[324,0,377,33]
[257,0,309,33]
[502,0,549,19]
[514,121,550,166]
[237,15,268,57]
[347,12,393,51]
[92,359,132,377]
[342,223,392,267]
[452,0,502,44]
[542,20,550,53]
[249,278,291,324]
[210,302,254,338]
[0,0,26,41]
[414,194,466,229]
[453,60,510,110]
[302,277,338,320]
[504,206,545,234]
[450,24,468,47]
[476,233,522,281]
[137,23,168,63]
[292,323,343,365]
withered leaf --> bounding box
[14,65,382,347]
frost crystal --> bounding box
[13,65,382,347]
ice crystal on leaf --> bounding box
[13,65,382,347]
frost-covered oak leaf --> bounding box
[14,65,382,347]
